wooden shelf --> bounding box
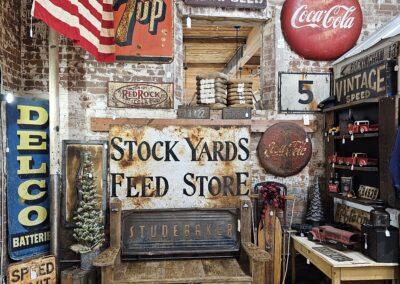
[331,132,379,140]
[330,193,380,206]
[333,164,378,172]
[90,117,318,133]
[322,98,380,112]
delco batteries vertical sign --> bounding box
[6,98,50,260]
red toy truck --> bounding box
[308,226,359,249]
[343,153,378,167]
[356,154,378,167]
[348,120,379,134]
[328,153,345,164]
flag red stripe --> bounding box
[32,0,115,62]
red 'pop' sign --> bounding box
[281,0,363,61]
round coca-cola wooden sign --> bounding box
[281,0,363,61]
[257,122,312,177]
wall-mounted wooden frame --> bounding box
[62,140,108,227]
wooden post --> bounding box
[110,199,122,248]
[251,260,266,284]
[291,241,296,284]
[48,27,60,260]
[240,196,252,243]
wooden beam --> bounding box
[224,25,262,75]
[184,37,247,44]
[186,63,226,68]
[245,56,260,66]
[90,117,317,133]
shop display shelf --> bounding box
[330,192,381,206]
[333,164,378,172]
[332,132,379,140]
[322,98,380,113]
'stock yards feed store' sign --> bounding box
[109,125,251,209]
[6,98,50,260]
[281,0,362,61]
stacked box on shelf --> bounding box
[227,78,253,108]
[196,73,228,110]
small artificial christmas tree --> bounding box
[71,151,105,254]
[306,177,324,227]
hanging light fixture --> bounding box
[234,25,241,79]
[186,16,192,29]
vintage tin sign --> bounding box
[109,125,251,209]
[278,72,331,112]
[114,0,174,62]
[121,209,239,257]
[257,122,312,177]
[177,105,210,119]
[335,60,397,105]
[108,82,173,108]
[184,0,267,10]
[7,255,56,284]
[6,97,50,260]
[281,0,362,61]
[340,42,399,76]
[335,203,370,231]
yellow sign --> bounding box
[7,255,56,284]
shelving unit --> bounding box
[329,193,379,206]
[332,164,378,172]
[330,132,379,140]
[324,95,400,209]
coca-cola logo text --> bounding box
[281,0,363,61]
[291,5,356,29]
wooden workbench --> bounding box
[291,236,399,284]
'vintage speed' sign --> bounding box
[281,0,362,60]
[278,72,331,112]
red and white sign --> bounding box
[281,0,363,61]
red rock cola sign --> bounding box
[281,0,362,61]
[108,82,173,109]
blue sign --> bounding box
[6,97,50,260]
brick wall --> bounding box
[16,0,400,233]
[0,0,21,92]
[0,0,21,277]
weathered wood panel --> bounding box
[379,96,399,207]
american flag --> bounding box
[32,0,115,62]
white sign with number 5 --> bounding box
[278,72,331,112]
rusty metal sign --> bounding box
[335,60,397,105]
[121,209,239,257]
[108,82,173,109]
[109,125,251,209]
[177,105,210,119]
[335,203,370,231]
[340,42,399,76]
[278,72,331,113]
[7,255,56,284]
[257,122,312,177]
[114,0,174,62]
[184,0,267,9]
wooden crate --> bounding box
[61,267,99,284]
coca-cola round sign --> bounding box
[281,0,363,61]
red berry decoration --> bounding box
[259,182,285,221]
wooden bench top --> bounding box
[112,258,252,283]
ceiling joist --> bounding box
[223,25,262,75]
